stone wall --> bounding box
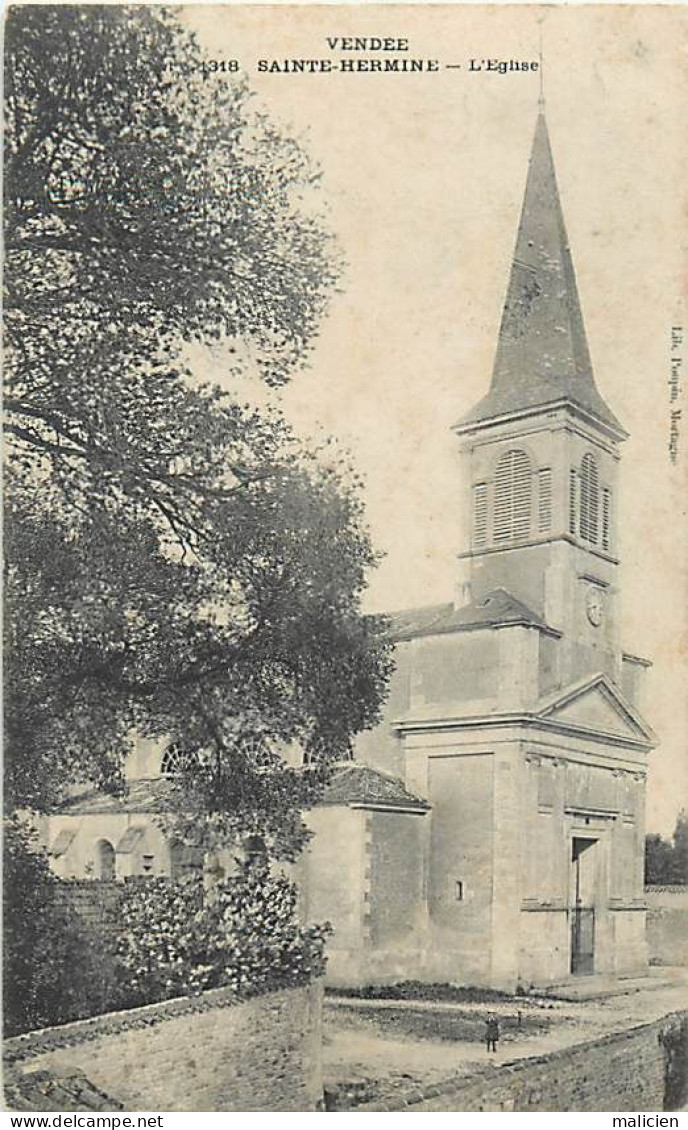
[355,1011,688,1112]
[646,886,688,967]
[4,982,323,1112]
[52,877,130,930]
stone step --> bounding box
[542,973,674,1001]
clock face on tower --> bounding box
[585,587,604,627]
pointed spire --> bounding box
[458,111,625,437]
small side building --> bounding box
[293,763,430,987]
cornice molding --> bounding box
[392,709,654,752]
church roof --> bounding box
[388,588,559,641]
[55,764,429,816]
[56,777,175,816]
[320,763,430,812]
[456,111,625,438]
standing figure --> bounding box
[485,1013,500,1053]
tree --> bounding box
[644,810,688,885]
[5,6,338,391]
[4,6,392,859]
[3,819,122,1035]
[669,809,688,883]
[645,833,675,886]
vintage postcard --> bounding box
[3,1,687,1115]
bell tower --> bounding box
[453,109,628,688]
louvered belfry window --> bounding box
[569,469,579,535]
[602,488,612,551]
[538,469,552,533]
[473,483,488,549]
[579,453,599,544]
[493,449,532,543]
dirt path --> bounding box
[322,972,688,1110]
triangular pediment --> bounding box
[536,674,656,746]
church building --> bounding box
[40,108,656,994]
[298,107,657,991]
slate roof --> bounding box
[387,588,558,642]
[321,763,430,812]
[456,112,625,439]
[55,765,429,816]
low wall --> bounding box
[4,982,323,1112]
[645,886,688,967]
[355,1011,688,1113]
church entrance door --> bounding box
[570,836,597,975]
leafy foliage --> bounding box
[3,5,389,1027]
[3,820,121,1036]
[5,5,338,390]
[115,864,331,1004]
[645,809,688,885]
[4,822,330,1033]
[4,5,393,850]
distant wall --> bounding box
[646,886,688,967]
[4,982,323,1113]
[357,1010,688,1113]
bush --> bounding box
[116,861,331,1005]
[3,824,329,1033]
[330,980,515,1004]
[3,820,122,1035]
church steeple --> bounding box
[453,110,628,681]
[458,111,625,439]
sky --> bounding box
[182,4,687,833]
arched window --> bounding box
[579,454,599,544]
[160,744,199,777]
[493,449,532,543]
[96,839,116,881]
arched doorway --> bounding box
[96,839,116,881]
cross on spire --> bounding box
[538,24,545,110]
